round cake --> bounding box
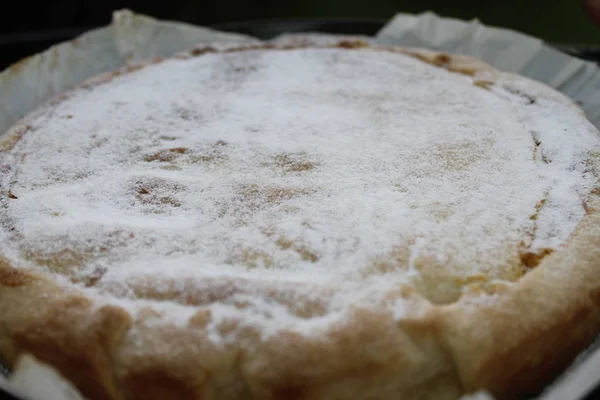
[1,41,600,400]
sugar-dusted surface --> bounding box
[1,47,599,333]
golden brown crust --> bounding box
[0,41,599,400]
[441,195,600,397]
[0,268,131,400]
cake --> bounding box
[1,41,599,400]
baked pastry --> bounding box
[1,41,599,400]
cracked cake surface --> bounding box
[0,42,600,400]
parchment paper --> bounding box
[0,9,258,135]
[376,12,600,129]
[1,8,599,400]
[112,9,260,64]
[0,356,85,400]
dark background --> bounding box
[1,0,599,70]
[0,0,598,44]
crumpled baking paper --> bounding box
[0,9,258,135]
[376,12,600,129]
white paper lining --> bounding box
[376,12,600,129]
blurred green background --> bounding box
[179,0,599,44]
[1,0,599,44]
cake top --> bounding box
[1,44,599,337]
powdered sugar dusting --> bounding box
[1,47,599,336]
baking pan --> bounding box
[0,17,599,400]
